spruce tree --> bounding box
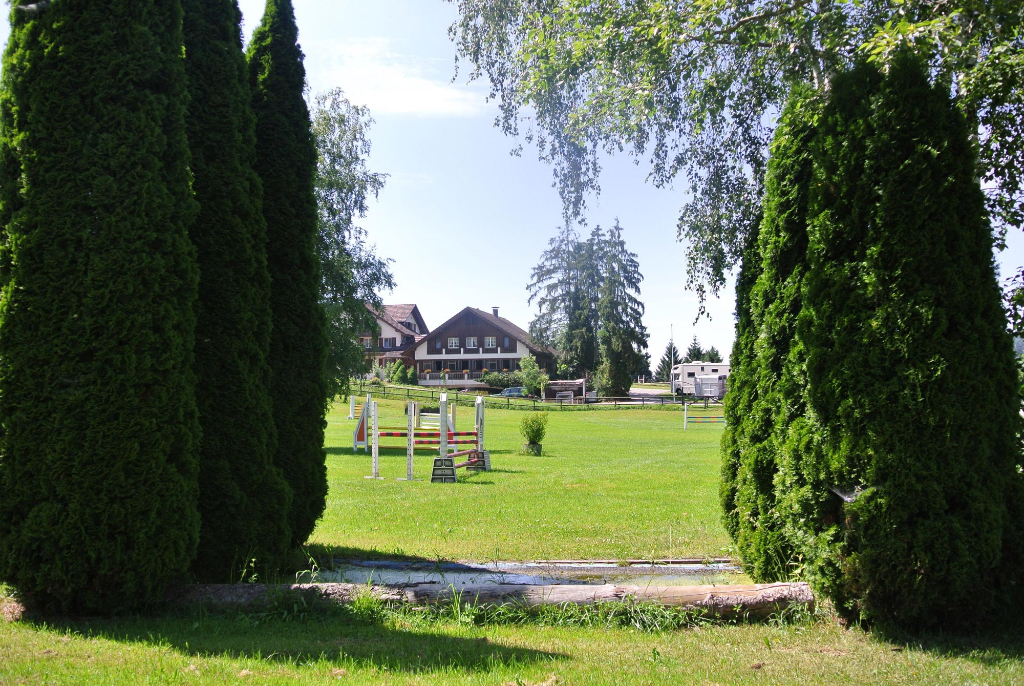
[595,221,648,397]
[793,55,1021,626]
[682,336,704,363]
[0,0,200,612]
[183,0,292,580]
[653,341,681,382]
[248,0,329,546]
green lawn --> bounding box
[2,399,1022,685]
[315,398,730,561]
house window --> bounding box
[466,336,478,348]
[435,338,442,349]
[487,360,498,371]
[484,336,496,348]
[501,359,511,371]
[383,338,393,349]
[503,336,511,349]
[448,337,460,349]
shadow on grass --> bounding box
[23,608,565,674]
[872,620,1024,668]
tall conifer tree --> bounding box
[595,222,648,397]
[729,91,817,582]
[0,0,200,612]
[183,0,292,580]
[791,56,1022,626]
[248,0,329,545]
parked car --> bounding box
[492,387,529,398]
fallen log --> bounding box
[170,582,812,619]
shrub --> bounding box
[481,370,525,390]
[0,0,201,612]
[249,0,330,547]
[520,413,549,445]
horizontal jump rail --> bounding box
[411,439,478,445]
[376,430,477,438]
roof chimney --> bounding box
[492,307,499,317]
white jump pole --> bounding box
[439,393,448,456]
[475,395,484,453]
[397,400,418,481]
[683,401,688,430]
[348,394,355,420]
[365,401,383,479]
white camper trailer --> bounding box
[694,374,728,399]
[670,361,730,395]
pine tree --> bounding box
[595,221,648,397]
[704,347,722,363]
[183,0,292,580]
[682,336,704,363]
[0,0,200,612]
[654,341,681,382]
[248,0,329,546]
[791,55,1022,626]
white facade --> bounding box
[670,361,730,395]
[414,340,530,387]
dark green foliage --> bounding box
[653,341,680,382]
[596,222,648,398]
[183,0,292,580]
[682,337,704,363]
[791,55,1022,627]
[731,91,818,582]
[248,0,329,546]
[720,220,762,546]
[0,0,200,612]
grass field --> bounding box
[315,398,730,561]
[2,399,1022,685]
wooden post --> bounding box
[365,401,383,479]
[397,401,418,481]
[439,393,448,456]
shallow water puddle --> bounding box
[323,559,743,587]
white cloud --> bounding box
[305,37,488,118]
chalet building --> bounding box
[359,304,428,368]
[412,307,557,387]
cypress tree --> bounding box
[183,0,292,580]
[0,0,200,612]
[794,54,1021,627]
[720,217,762,545]
[248,0,329,546]
[730,91,818,582]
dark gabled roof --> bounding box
[412,306,557,358]
[366,303,417,339]
[384,304,427,333]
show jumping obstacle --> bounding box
[353,393,490,482]
[682,401,726,429]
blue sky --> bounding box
[4,1,1023,364]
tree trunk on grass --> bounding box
[170,582,814,618]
